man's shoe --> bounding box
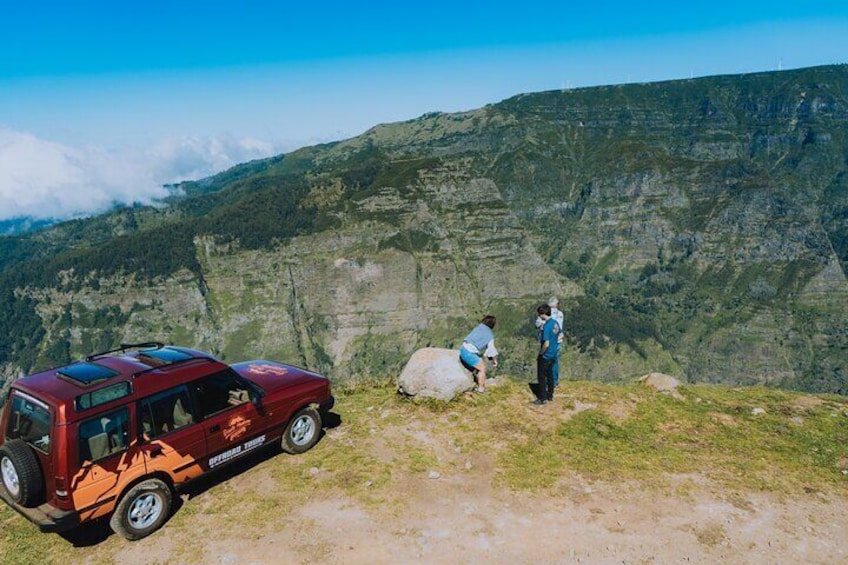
[532,399,548,406]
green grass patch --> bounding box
[0,507,71,564]
[497,382,848,493]
[405,447,440,473]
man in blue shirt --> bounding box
[534,304,560,405]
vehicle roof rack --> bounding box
[131,351,219,379]
[85,342,165,362]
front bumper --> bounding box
[0,487,79,533]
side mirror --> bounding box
[250,389,265,415]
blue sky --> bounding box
[1,1,848,222]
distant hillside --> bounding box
[1,64,846,393]
[0,217,57,236]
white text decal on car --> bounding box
[208,435,266,468]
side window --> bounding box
[79,407,130,464]
[194,370,251,418]
[139,385,195,440]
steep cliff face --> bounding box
[8,160,576,384]
[1,65,846,392]
[196,160,572,379]
[311,66,848,389]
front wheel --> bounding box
[281,406,321,454]
[110,478,172,540]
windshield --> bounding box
[5,391,52,453]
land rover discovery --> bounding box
[0,343,334,540]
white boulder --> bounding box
[639,372,684,400]
[398,347,474,401]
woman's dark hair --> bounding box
[481,315,497,329]
[537,304,551,316]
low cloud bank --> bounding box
[0,127,280,222]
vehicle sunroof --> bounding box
[138,347,193,364]
[57,363,119,386]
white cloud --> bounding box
[146,134,277,186]
[0,127,281,222]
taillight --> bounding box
[54,476,68,498]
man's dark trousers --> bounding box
[537,355,555,401]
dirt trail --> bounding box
[100,434,848,564]
[267,479,848,564]
[104,470,848,564]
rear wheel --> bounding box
[281,406,321,454]
[0,439,44,508]
[110,479,172,540]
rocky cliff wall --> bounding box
[1,66,846,391]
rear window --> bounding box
[5,391,52,453]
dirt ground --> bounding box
[32,380,845,565]
[102,471,848,564]
[93,428,848,564]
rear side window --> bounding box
[139,385,195,439]
[79,408,130,464]
[5,391,52,453]
[75,382,133,411]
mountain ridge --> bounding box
[1,64,846,393]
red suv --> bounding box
[0,343,333,540]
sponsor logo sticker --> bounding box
[223,415,251,442]
[208,435,266,468]
[247,363,289,377]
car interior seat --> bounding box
[87,417,114,460]
[172,397,193,428]
[228,389,249,405]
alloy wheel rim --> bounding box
[128,492,163,530]
[1,457,20,498]
[291,415,315,446]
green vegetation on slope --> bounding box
[0,65,846,390]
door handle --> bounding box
[142,444,163,458]
[210,424,221,432]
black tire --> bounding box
[281,406,321,454]
[0,439,44,508]
[109,478,172,541]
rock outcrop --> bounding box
[639,372,684,400]
[398,347,474,401]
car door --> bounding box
[137,384,207,485]
[191,369,271,470]
[70,405,147,522]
